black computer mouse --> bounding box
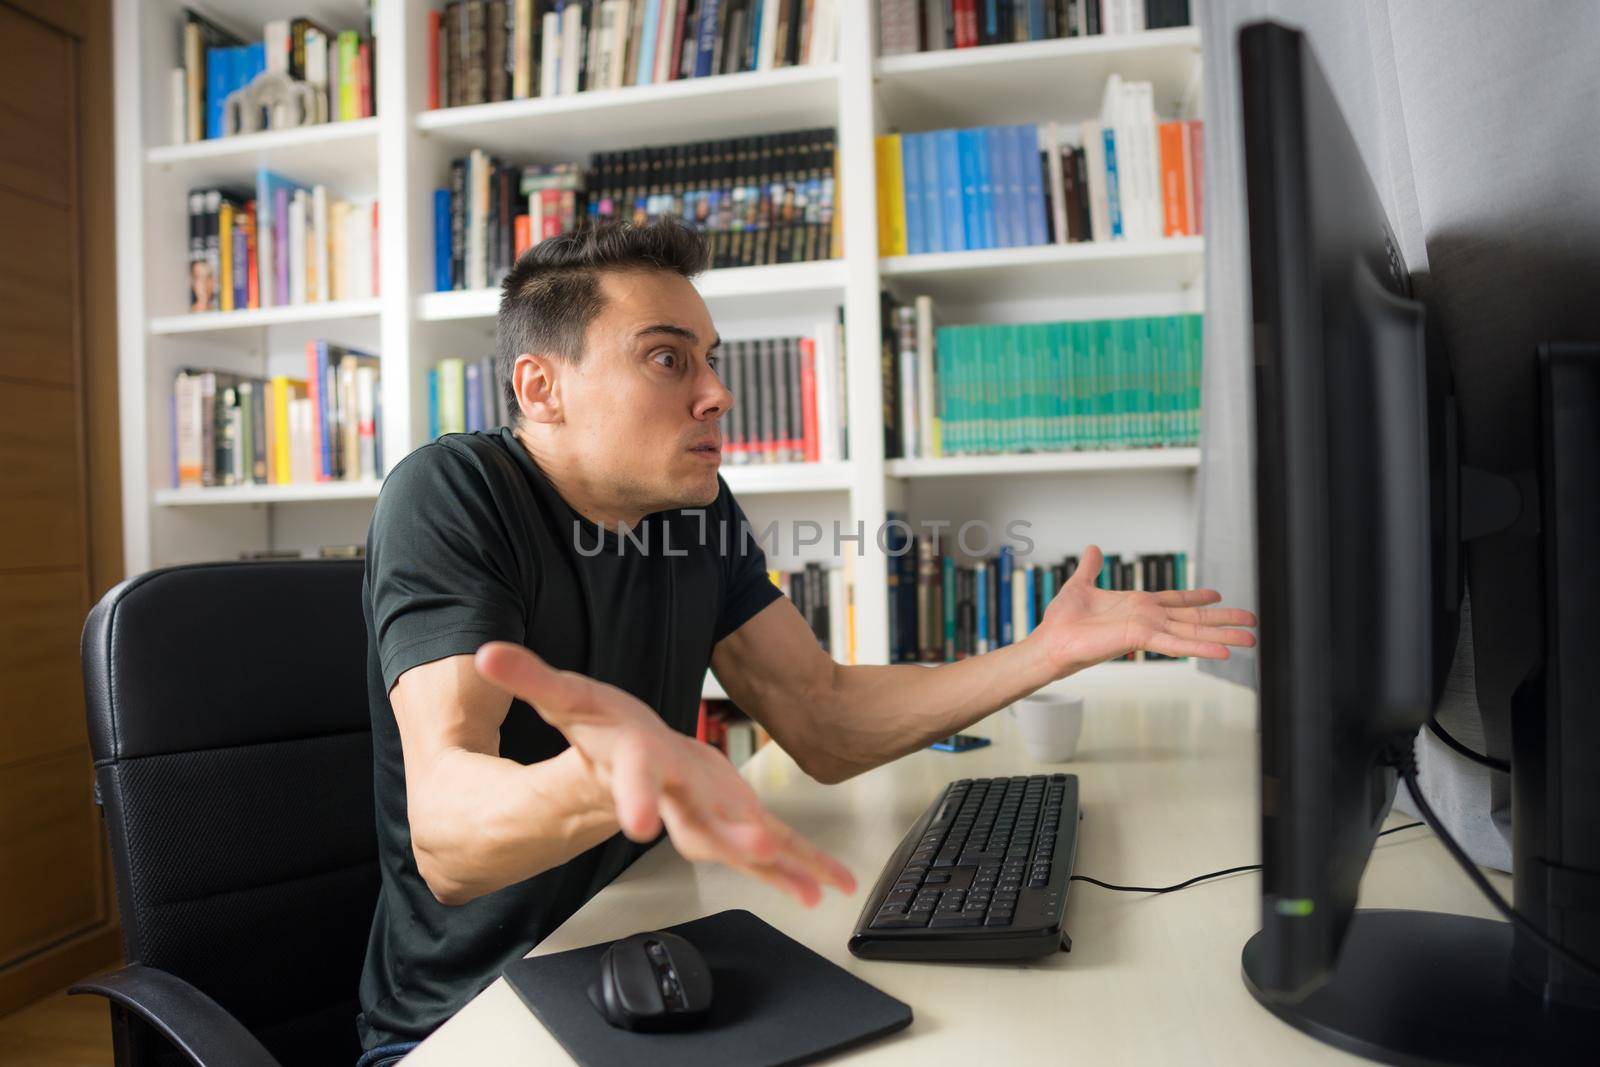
[588,930,715,1032]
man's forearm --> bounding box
[410,745,620,905]
[801,636,1061,783]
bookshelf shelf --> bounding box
[722,462,854,494]
[148,298,383,336]
[415,65,840,160]
[880,237,1203,302]
[153,481,382,507]
[417,260,848,323]
[886,449,1200,479]
[116,3,1205,669]
[876,27,1201,129]
[144,117,380,189]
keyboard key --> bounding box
[929,914,985,928]
[872,914,932,929]
[924,871,951,884]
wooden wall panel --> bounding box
[0,381,85,568]
[0,189,77,388]
[0,571,89,765]
[0,751,101,965]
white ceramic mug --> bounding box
[1007,692,1085,763]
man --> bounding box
[356,220,1255,1060]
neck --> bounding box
[512,424,650,529]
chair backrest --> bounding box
[82,560,376,1067]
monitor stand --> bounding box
[1242,909,1593,1065]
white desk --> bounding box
[403,665,1509,1066]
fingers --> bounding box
[475,641,586,715]
[1165,604,1257,627]
[609,732,664,841]
[1070,545,1103,587]
[1144,632,1230,660]
[1152,588,1224,607]
[659,791,856,908]
[1164,619,1257,648]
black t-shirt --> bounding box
[356,428,781,1049]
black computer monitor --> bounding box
[1237,20,1594,1064]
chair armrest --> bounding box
[69,964,281,1067]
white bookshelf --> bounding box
[114,0,1206,677]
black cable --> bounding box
[1069,821,1425,895]
[1427,716,1510,774]
[1390,743,1600,985]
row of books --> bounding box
[433,127,840,290]
[171,344,382,490]
[696,702,771,768]
[428,0,839,108]
[430,357,511,439]
[881,296,1202,459]
[879,0,1190,53]
[768,562,849,658]
[884,527,1191,663]
[173,8,375,145]
[722,324,848,465]
[187,173,378,314]
[875,109,1203,256]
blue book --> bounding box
[997,546,1014,646]
[242,42,266,94]
[984,128,1012,248]
[427,367,439,440]
[1028,0,1048,40]
[433,189,452,291]
[984,0,1002,39]
[1003,126,1029,248]
[957,130,984,251]
[975,564,988,652]
[1019,125,1049,246]
[693,0,723,78]
[901,133,926,255]
[936,130,965,252]
[635,0,661,85]
[975,128,998,249]
[1103,128,1124,239]
[919,132,944,253]
[206,46,230,138]
[465,361,483,433]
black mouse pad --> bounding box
[502,909,913,1067]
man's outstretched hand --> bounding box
[1030,545,1258,676]
[474,641,857,908]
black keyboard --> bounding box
[848,774,1080,961]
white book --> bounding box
[289,189,308,305]
[1014,567,1031,639]
[257,196,275,307]
[312,185,329,303]
[174,372,200,488]
[1135,81,1163,240]
[355,364,378,479]
[757,0,781,70]
[344,200,368,300]
[467,150,486,291]
[168,69,186,145]
[809,0,836,65]
[264,20,290,74]
[812,325,838,463]
[540,12,561,97]
[586,0,608,91]
[1081,118,1110,242]
[1126,0,1145,33]
[1041,122,1068,245]
[655,0,681,82]
[560,3,583,95]
[899,313,918,460]
[914,295,937,458]
[306,29,329,124]
[289,397,312,484]
[828,565,847,662]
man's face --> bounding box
[551,270,730,514]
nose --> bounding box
[694,361,733,422]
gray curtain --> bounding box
[1193,0,1600,870]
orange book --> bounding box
[244,204,259,308]
[1159,121,1190,237]
[514,213,532,260]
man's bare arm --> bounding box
[391,654,619,905]
[712,544,1257,785]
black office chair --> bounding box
[72,559,378,1067]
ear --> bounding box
[513,352,562,425]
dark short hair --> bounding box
[496,219,709,420]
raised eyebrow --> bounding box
[635,323,700,345]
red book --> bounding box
[427,10,440,110]
[695,700,709,744]
[1187,119,1205,235]
[955,1,979,47]
[799,337,819,462]
[667,0,691,80]
[359,41,372,118]
[541,189,562,239]
[1158,121,1189,236]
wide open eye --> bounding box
[651,348,678,370]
